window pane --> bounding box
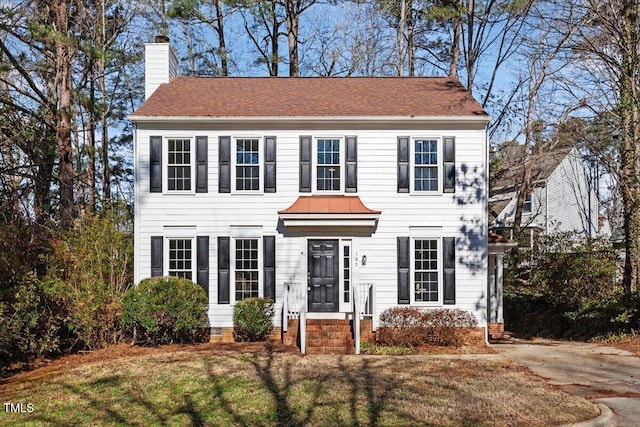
[167,139,192,192]
[414,239,438,302]
[236,139,260,191]
[168,238,193,280]
[235,239,259,301]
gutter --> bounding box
[128,115,493,125]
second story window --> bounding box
[167,138,192,191]
[235,138,260,191]
[523,194,532,214]
[414,139,438,192]
[316,138,341,191]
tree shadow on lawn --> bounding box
[203,348,429,427]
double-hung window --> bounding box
[233,138,262,192]
[413,139,439,192]
[413,238,440,303]
[168,238,193,280]
[314,138,343,192]
[167,138,193,191]
[234,238,260,301]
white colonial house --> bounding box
[131,40,507,353]
[489,145,600,244]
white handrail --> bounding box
[300,304,307,354]
[353,283,373,355]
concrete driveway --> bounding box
[496,339,640,427]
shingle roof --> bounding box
[491,145,575,195]
[278,196,381,215]
[132,77,489,119]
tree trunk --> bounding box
[285,0,299,76]
[54,0,74,228]
[618,0,640,295]
[465,0,475,94]
[407,0,414,77]
[450,2,462,78]
[214,0,229,76]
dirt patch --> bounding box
[602,335,640,356]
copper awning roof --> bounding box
[278,196,381,234]
[278,195,381,215]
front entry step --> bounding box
[305,319,354,355]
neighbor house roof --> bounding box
[131,77,489,119]
[278,196,381,215]
[491,145,575,196]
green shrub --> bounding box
[1,275,62,366]
[232,297,275,342]
[376,307,477,347]
[121,277,209,345]
[504,232,637,340]
[44,214,132,350]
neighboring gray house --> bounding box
[131,40,509,353]
[489,145,600,242]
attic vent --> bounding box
[155,35,170,43]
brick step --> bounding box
[307,319,351,325]
[307,329,352,335]
[307,338,354,346]
[306,325,352,331]
[306,346,355,355]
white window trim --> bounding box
[342,240,352,312]
[312,136,345,194]
[164,236,196,280]
[410,236,443,306]
[410,137,443,195]
[231,136,264,194]
[230,236,263,304]
[163,136,196,194]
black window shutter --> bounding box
[219,136,231,193]
[197,236,209,298]
[443,237,456,304]
[264,136,277,193]
[218,236,230,304]
[397,137,409,193]
[397,236,410,304]
[150,136,162,193]
[345,136,357,193]
[263,236,276,300]
[151,236,163,277]
[299,135,312,192]
[443,136,455,193]
[196,136,208,193]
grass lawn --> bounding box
[0,343,598,427]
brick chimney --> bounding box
[144,36,178,100]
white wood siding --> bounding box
[134,123,489,327]
[545,149,598,236]
[144,43,178,100]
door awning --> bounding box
[278,196,381,230]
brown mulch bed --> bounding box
[2,338,494,383]
[0,341,296,382]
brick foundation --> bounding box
[209,327,234,343]
[360,318,375,343]
[488,323,505,340]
